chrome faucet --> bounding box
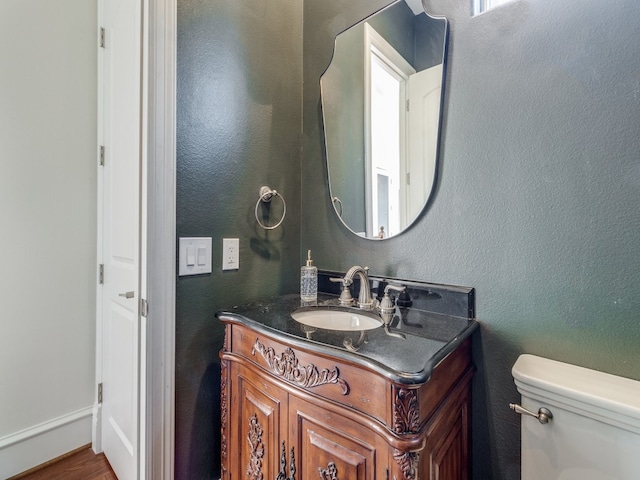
[331,266,377,310]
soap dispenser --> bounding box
[300,250,318,302]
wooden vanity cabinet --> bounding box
[220,322,473,480]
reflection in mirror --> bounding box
[321,0,447,239]
[472,0,516,16]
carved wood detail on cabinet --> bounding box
[392,388,420,479]
[252,338,350,394]
[247,413,265,480]
[275,442,296,480]
[393,389,420,434]
[220,322,473,480]
[393,449,418,480]
[319,462,339,480]
[220,360,228,463]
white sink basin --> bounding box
[291,307,382,331]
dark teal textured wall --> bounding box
[176,1,302,478]
[303,0,640,479]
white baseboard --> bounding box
[0,406,93,479]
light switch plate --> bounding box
[179,237,212,276]
[222,238,239,271]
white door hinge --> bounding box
[100,27,105,48]
[141,299,148,317]
[98,383,103,404]
[98,264,104,284]
[99,145,105,166]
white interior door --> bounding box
[407,63,442,224]
[99,0,142,478]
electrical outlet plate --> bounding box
[222,238,239,270]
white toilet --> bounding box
[511,354,640,480]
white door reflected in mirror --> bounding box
[366,24,442,238]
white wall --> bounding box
[0,1,97,477]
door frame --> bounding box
[144,0,176,478]
[94,0,176,478]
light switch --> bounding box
[186,246,196,266]
[197,247,207,266]
[179,237,212,276]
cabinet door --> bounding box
[290,395,377,480]
[421,383,471,480]
[231,363,289,480]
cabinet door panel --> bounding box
[431,420,464,480]
[235,368,288,480]
[422,381,471,480]
[291,396,376,480]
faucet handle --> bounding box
[384,284,405,294]
[379,284,405,314]
[330,277,355,306]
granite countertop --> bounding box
[216,293,477,385]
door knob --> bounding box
[119,291,135,299]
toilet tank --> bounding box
[512,354,640,480]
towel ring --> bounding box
[255,186,287,230]
[332,196,343,217]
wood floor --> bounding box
[9,445,117,480]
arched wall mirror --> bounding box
[321,0,448,239]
